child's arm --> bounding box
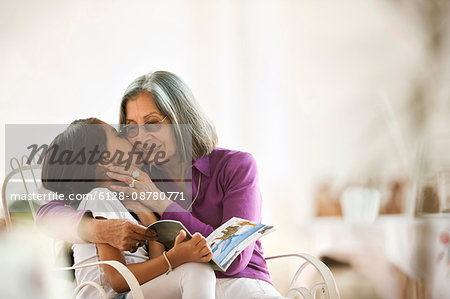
[147,241,165,259]
[97,230,212,293]
[122,201,165,258]
[135,211,164,259]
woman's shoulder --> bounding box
[208,148,258,179]
[194,148,258,182]
[206,148,261,191]
[209,147,256,167]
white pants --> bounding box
[216,277,286,299]
[126,262,216,299]
[125,263,285,299]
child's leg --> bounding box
[215,278,286,299]
[126,262,216,299]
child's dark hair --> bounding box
[41,117,106,206]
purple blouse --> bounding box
[35,148,271,283]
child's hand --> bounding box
[169,230,212,265]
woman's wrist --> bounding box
[78,214,101,243]
[79,215,151,251]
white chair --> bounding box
[266,254,340,298]
[1,155,340,299]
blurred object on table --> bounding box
[340,187,380,224]
[316,177,408,219]
[420,185,440,213]
[380,179,405,214]
[315,182,342,217]
[413,133,450,215]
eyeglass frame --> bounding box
[119,115,168,139]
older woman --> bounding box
[36,71,284,299]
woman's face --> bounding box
[124,92,177,163]
[102,124,135,166]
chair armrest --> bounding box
[266,253,340,299]
[54,260,144,299]
[73,281,108,299]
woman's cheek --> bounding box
[166,137,178,159]
[129,136,139,147]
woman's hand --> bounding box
[105,165,172,215]
[166,230,212,267]
[123,201,159,227]
[80,216,157,251]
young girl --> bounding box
[41,118,215,299]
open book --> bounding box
[147,217,275,272]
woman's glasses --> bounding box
[119,115,168,139]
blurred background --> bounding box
[1,0,450,298]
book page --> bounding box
[207,217,275,271]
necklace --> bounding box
[187,173,201,211]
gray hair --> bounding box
[119,71,218,161]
